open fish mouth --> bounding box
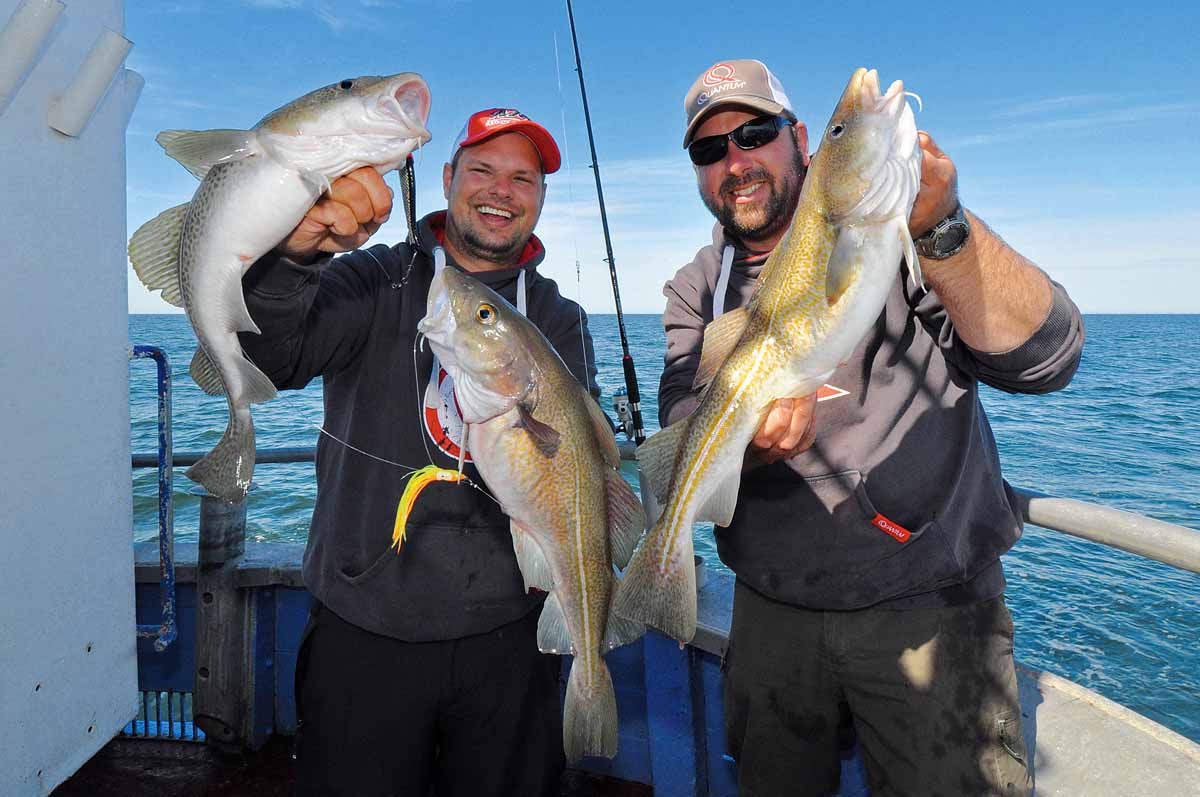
[847,70,922,223]
[374,77,432,143]
[417,270,455,354]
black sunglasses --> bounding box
[688,115,792,166]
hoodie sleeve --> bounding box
[239,243,401,389]
[908,277,1085,395]
[659,247,715,427]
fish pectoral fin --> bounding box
[826,224,867,306]
[696,466,741,528]
[898,217,925,290]
[516,404,562,458]
[190,348,226,396]
[536,592,574,655]
[603,576,646,650]
[635,422,687,506]
[510,522,555,593]
[128,203,189,308]
[156,129,260,180]
[692,306,749,391]
[605,469,645,571]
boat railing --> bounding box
[132,444,1200,577]
[125,442,1200,790]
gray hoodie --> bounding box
[660,223,1084,609]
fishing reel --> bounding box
[611,388,635,441]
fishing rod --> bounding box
[564,0,647,447]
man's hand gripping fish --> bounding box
[613,68,924,644]
[129,74,431,502]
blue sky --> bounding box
[126,1,1199,314]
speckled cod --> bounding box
[129,74,431,502]
[613,68,924,644]
[417,266,646,762]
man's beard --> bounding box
[448,216,527,265]
[702,148,807,246]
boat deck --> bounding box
[53,736,651,796]
[53,663,1200,796]
[48,544,1200,796]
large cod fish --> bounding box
[613,68,924,644]
[418,266,646,762]
[130,74,432,502]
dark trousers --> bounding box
[724,581,1031,797]
[294,603,564,797]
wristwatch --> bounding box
[914,203,970,260]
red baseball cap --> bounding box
[452,108,561,174]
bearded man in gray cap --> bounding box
[659,59,1085,796]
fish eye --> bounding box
[829,123,846,139]
[476,303,497,324]
[339,79,354,90]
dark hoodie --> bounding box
[240,212,598,641]
[660,223,1084,610]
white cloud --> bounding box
[948,98,1200,149]
[981,210,1200,314]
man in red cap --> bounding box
[239,108,590,796]
[658,60,1084,795]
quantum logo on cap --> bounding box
[702,63,736,86]
[696,63,747,107]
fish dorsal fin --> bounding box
[635,421,687,507]
[826,225,867,306]
[583,394,620,469]
[190,348,225,396]
[603,574,646,650]
[510,521,555,593]
[898,217,924,291]
[692,306,749,392]
[516,403,562,458]
[156,129,259,180]
[605,469,645,571]
[536,592,574,655]
[128,203,189,308]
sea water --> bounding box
[129,313,1200,743]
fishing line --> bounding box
[316,416,499,509]
[551,29,593,396]
[315,424,422,474]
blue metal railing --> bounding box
[131,345,177,652]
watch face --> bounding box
[937,223,968,255]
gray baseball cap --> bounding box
[683,59,796,147]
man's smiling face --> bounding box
[443,132,546,268]
[694,107,809,249]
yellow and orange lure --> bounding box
[392,465,466,552]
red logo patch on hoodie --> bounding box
[871,513,912,543]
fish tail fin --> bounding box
[611,519,697,644]
[563,657,619,762]
[186,409,255,502]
